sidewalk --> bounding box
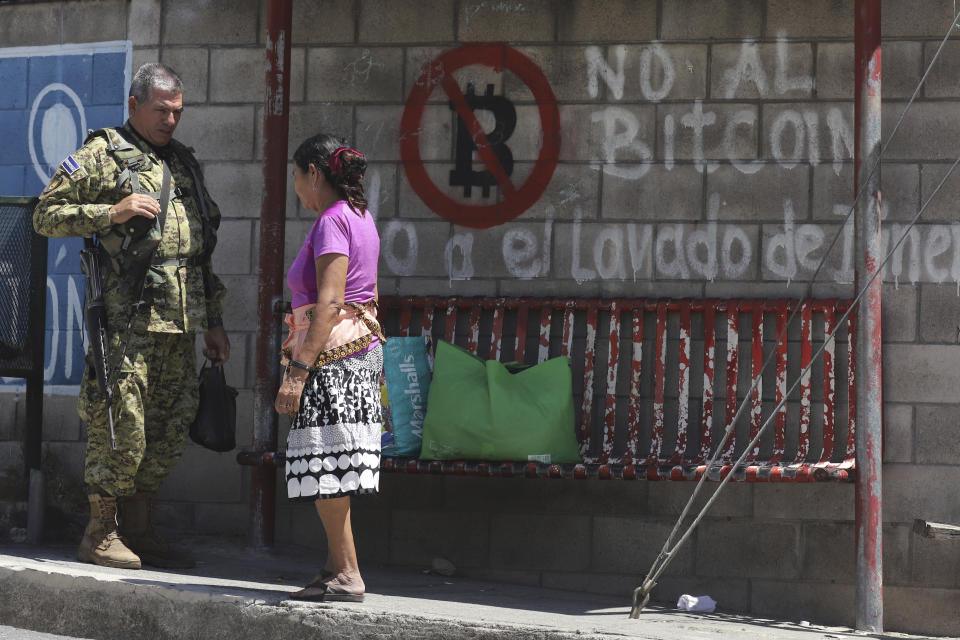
[0,537,942,640]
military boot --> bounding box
[118,492,196,569]
[77,494,142,569]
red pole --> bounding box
[854,0,883,631]
[250,0,292,549]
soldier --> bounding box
[33,63,230,570]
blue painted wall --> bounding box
[0,43,130,386]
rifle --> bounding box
[79,238,117,450]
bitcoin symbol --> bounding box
[448,83,516,198]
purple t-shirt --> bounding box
[287,200,380,310]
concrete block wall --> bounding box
[2,0,959,634]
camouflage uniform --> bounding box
[33,122,226,498]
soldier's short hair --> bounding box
[129,63,183,102]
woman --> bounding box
[274,134,383,602]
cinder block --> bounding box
[919,284,960,343]
[602,280,704,298]
[647,479,752,519]
[711,43,813,100]
[160,445,244,503]
[194,502,247,535]
[220,331,247,389]
[883,345,960,403]
[884,403,914,464]
[41,393,81,442]
[883,102,960,161]
[376,219,453,277]
[163,0,259,45]
[515,162,600,221]
[288,501,326,549]
[389,508,489,568]
[131,49,160,81]
[386,277,498,297]
[395,161,510,219]
[210,48,266,104]
[507,104,557,163]
[708,164,808,223]
[662,0,763,40]
[657,103,757,162]
[620,44,708,102]
[355,105,413,163]
[458,0,554,42]
[0,393,22,441]
[553,221,653,282]
[925,41,960,99]
[760,222,846,282]
[512,46,598,103]
[882,41,923,100]
[0,442,24,479]
[62,0,126,43]
[254,103,355,162]
[499,278,602,298]
[0,3,60,46]
[556,0,657,42]
[374,473,446,510]
[750,580,853,627]
[915,404,960,465]
[813,163,918,222]
[884,522,913,586]
[593,517,695,575]
[816,43,853,101]
[542,571,646,598]
[203,162,264,220]
[766,0,852,38]
[359,0,454,43]
[885,586,960,637]
[127,0,162,47]
[365,163,398,220]
[489,512,591,571]
[558,105,622,163]
[173,106,255,161]
[697,521,800,578]
[350,501,391,564]
[753,482,853,521]
[654,576,751,611]
[219,275,259,332]
[801,521,854,582]
[404,46,503,106]
[306,47,404,103]
[919,162,960,222]
[884,463,960,523]
[291,0,355,45]
[458,567,541,587]
[233,389,254,447]
[883,3,957,37]
[211,220,252,275]
[911,531,960,588]
[602,165,702,222]
[42,442,85,484]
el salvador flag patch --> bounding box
[60,155,81,175]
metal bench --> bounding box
[379,296,857,482]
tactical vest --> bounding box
[88,127,218,284]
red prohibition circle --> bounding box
[399,44,561,229]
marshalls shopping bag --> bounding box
[382,336,433,457]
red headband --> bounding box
[329,147,363,176]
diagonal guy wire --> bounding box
[630,6,960,617]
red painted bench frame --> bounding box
[379,296,857,482]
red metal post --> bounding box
[854,0,883,630]
[250,0,292,549]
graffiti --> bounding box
[0,42,130,387]
[449,83,516,197]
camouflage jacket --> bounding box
[33,122,226,334]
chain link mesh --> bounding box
[0,198,42,375]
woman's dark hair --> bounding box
[293,133,368,214]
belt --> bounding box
[150,255,205,267]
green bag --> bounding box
[420,340,581,463]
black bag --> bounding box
[189,359,238,452]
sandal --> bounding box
[289,578,364,603]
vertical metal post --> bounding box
[854,0,883,631]
[250,0,292,549]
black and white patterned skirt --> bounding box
[285,345,383,502]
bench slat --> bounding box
[538,306,551,363]
[671,302,692,465]
[514,304,529,362]
[601,300,621,462]
[489,300,505,361]
[797,303,813,462]
[579,305,599,459]
[820,305,837,464]
[696,303,716,464]
[624,307,644,464]
[467,304,482,353]
[422,302,435,337]
[748,300,764,462]
[649,302,668,464]
[846,314,857,460]
[722,305,739,463]
[771,301,788,464]
[444,301,457,343]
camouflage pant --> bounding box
[78,329,198,497]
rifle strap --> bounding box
[157,159,172,240]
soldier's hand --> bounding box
[109,194,160,224]
[203,326,231,366]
